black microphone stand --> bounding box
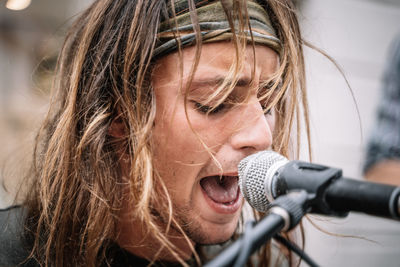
[204,191,310,267]
[205,156,400,266]
[205,161,363,267]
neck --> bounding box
[115,162,195,262]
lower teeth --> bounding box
[224,200,235,205]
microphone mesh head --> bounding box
[238,150,288,212]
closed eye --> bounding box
[258,79,281,116]
[193,102,226,115]
[264,108,272,115]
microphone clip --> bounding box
[275,161,348,217]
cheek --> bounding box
[153,111,203,155]
[151,119,196,202]
[163,109,231,152]
[151,108,208,183]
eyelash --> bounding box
[193,101,273,117]
[260,100,273,115]
[194,102,226,114]
[191,80,280,116]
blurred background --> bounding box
[298,0,400,266]
[0,0,93,205]
[0,0,399,266]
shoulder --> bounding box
[0,205,35,266]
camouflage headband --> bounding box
[154,0,281,58]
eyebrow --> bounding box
[189,75,253,89]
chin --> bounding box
[184,217,241,245]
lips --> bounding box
[200,175,242,214]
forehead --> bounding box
[152,42,279,86]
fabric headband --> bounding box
[154,0,281,58]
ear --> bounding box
[108,116,126,138]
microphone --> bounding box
[238,150,400,220]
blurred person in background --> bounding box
[0,0,310,266]
[364,33,400,186]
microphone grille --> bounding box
[238,150,288,212]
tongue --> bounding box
[200,176,238,204]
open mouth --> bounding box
[200,175,240,205]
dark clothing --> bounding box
[364,34,400,173]
[0,205,34,267]
[0,206,198,267]
[105,243,197,267]
[0,206,288,267]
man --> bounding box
[116,42,277,259]
[0,0,308,266]
[364,34,400,186]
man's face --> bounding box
[151,42,278,245]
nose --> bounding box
[229,100,273,152]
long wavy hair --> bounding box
[23,0,309,266]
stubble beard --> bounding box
[156,200,237,246]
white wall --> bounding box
[299,0,400,266]
[0,0,95,208]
